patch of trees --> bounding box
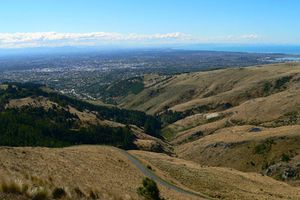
[159,110,187,126]
[47,93,161,136]
[159,103,233,126]
[263,76,293,95]
[1,82,161,137]
[0,107,135,149]
[104,77,144,97]
[274,76,292,89]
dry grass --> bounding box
[120,63,300,182]
[0,178,51,200]
[120,63,300,115]
[0,178,28,195]
[0,146,141,199]
[67,105,123,127]
[5,96,122,128]
[5,97,59,110]
[176,125,300,174]
[131,150,300,200]
[171,63,300,112]
[131,125,173,154]
[221,86,300,123]
[162,115,228,144]
[0,146,199,200]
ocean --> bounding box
[179,44,300,55]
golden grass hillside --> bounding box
[176,125,300,183]
[131,150,300,200]
[161,80,299,143]
[120,63,300,115]
[118,62,300,186]
[3,145,296,200]
[0,146,200,200]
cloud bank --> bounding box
[0,32,260,48]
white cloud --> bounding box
[0,32,186,48]
[239,34,259,40]
[195,34,261,43]
[0,32,260,48]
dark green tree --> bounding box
[137,178,162,200]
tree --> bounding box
[137,178,162,200]
[144,118,161,137]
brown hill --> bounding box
[117,62,300,184]
[2,146,300,200]
[131,150,300,200]
[0,146,198,200]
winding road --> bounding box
[116,148,216,200]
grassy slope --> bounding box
[120,63,300,115]
[118,62,300,184]
[176,125,300,179]
[1,63,300,199]
[0,146,198,200]
[2,145,299,200]
[131,150,300,200]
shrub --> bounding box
[159,110,185,125]
[137,177,162,200]
[274,76,292,90]
[52,187,67,199]
[281,154,291,162]
[254,139,273,154]
[263,81,272,94]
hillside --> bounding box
[1,146,300,200]
[0,83,172,153]
[131,150,300,200]
[0,146,201,200]
[119,63,300,115]
[111,62,300,184]
[176,125,300,182]
[1,62,300,199]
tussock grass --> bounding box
[89,189,99,199]
[0,178,51,200]
[74,186,86,198]
[30,187,50,200]
[0,178,28,194]
[0,177,125,200]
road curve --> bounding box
[116,148,216,200]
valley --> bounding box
[1,62,300,199]
[117,62,300,187]
[2,1,300,199]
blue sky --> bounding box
[0,0,300,48]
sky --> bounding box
[0,0,300,48]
